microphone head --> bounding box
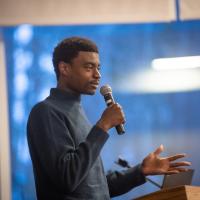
[100,85,112,96]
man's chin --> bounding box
[83,89,97,95]
[86,91,96,95]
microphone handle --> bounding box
[116,124,125,135]
[104,93,125,135]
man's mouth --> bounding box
[90,81,99,88]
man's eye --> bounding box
[85,64,93,69]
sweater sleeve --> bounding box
[106,164,146,197]
[27,103,109,193]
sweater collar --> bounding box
[49,88,81,103]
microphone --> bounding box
[100,85,125,135]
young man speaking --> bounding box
[27,37,191,200]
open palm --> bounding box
[141,145,191,176]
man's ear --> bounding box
[58,62,71,77]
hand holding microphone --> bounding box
[96,85,125,134]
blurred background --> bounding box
[0,0,200,199]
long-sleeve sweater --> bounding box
[27,88,146,200]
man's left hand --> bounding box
[141,144,191,176]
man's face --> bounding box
[63,51,101,95]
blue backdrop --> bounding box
[2,20,200,199]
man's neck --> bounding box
[57,82,81,96]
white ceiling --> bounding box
[180,0,200,20]
[0,0,175,25]
[0,0,200,25]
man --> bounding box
[27,37,191,200]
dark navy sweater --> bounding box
[27,88,146,200]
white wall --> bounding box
[0,38,11,200]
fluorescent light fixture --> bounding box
[114,68,200,93]
[152,56,200,71]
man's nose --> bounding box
[94,68,101,79]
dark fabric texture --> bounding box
[107,164,146,197]
[27,88,146,200]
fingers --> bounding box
[163,170,179,175]
[112,103,126,123]
[98,102,126,131]
[121,110,126,124]
[170,161,191,168]
[153,144,164,156]
[161,167,189,175]
[117,103,125,120]
[161,162,191,175]
[172,167,190,172]
[168,167,189,173]
[167,154,187,161]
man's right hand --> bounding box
[96,103,125,132]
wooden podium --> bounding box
[134,185,200,200]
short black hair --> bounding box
[52,37,99,80]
